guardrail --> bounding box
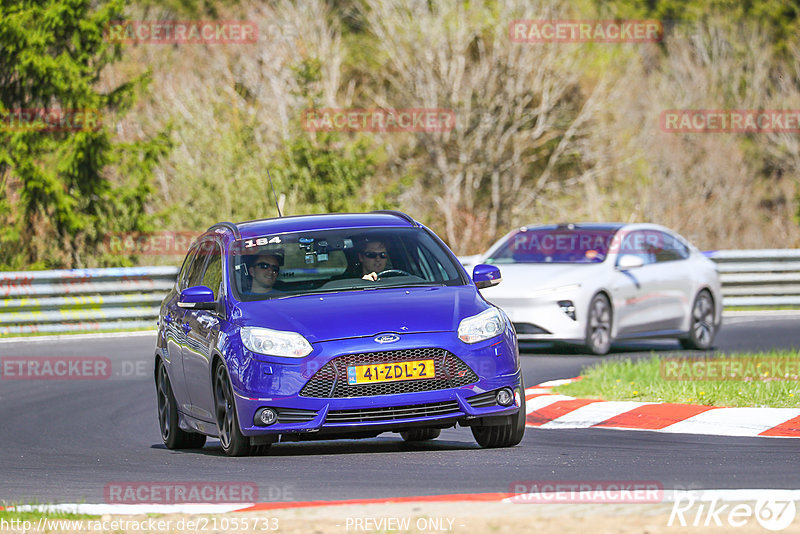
[0,267,178,335]
[705,249,800,307]
[1,250,798,336]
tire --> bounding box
[471,380,526,448]
[680,290,716,350]
[400,428,441,442]
[584,293,612,355]
[156,361,207,450]
[213,362,256,457]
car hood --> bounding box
[479,262,607,299]
[231,285,488,343]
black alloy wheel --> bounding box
[156,361,206,449]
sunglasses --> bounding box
[362,251,388,259]
[255,262,280,273]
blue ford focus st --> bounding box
[154,211,525,456]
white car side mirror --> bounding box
[617,254,644,270]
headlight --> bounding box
[458,307,506,343]
[240,326,313,358]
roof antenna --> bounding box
[267,168,283,217]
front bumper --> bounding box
[235,380,523,437]
[490,296,586,342]
[226,330,522,437]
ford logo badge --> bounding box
[374,334,400,344]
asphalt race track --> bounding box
[1,315,798,505]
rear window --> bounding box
[486,229,617,264]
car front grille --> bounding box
[299,348,478,398]
[325,400,461,424]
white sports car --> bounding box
[469,223,722,355]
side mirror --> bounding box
[178,285,217,310]
[473,264,502,289]
[617,254,644,270]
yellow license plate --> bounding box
[347,360,435,385]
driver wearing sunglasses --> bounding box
[249,253,283,294]
[359,240,389,281]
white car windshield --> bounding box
[486,229,617,264]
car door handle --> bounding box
[182,322,192,334]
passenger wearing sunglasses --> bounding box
[359,240,389,281]
[249,253,283,294]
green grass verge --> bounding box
[553,351,800,408]
[0,509,96,521]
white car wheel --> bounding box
[585,294,612,355]
[680,290,716,350]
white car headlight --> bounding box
[458,307,506,344]
[240,326,312,358]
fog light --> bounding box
[254,407,277,426]
[558,300,576,321]
[496,388,514,406]
[514,389,521,407]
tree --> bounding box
[275,57,380,215]
[362,0,604,252]
[0,0,169,269]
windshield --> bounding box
[230,227,466,301]
[485,228,617,264]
